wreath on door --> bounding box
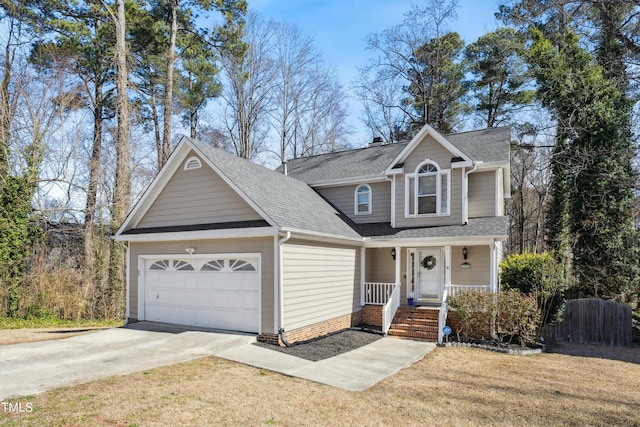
[421,255,436,270]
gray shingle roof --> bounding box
[283,142,408,184]
[447,126,511,164]
[188,138,362,239]
[360,216,509,240]
[285,126,511,184]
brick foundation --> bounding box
[258,311,362,346]
[257,332,282,346]
[362,304,383,327]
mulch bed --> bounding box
[253,329,382,361]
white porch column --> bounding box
[489,238,497,293]
[360,247,366,306]
[394,246,401,286]
[444,245,452,288]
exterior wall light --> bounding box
[462,246,468,260]
[391,248,396,260]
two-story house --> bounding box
[115,124,510,345]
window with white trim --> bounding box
[406,160,450,216]
[354,184,372,215]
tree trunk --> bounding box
[149,80,162,170]
[108,0,131,319]
[84,80,104,282]
[161,0,179,167]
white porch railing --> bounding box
[448,284,490,297]
[438,284,450,344]
[382,283,401,334]
[438,284,491,344]
[362,282,400,334]
[363,282,396,305]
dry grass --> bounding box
[1,344,638,426]
[0,327,111,345]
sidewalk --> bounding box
[218,336,435,391]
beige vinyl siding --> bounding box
[128,237,274,331]
[394,134,462,227]
[282,239,360,331]
[364,247,395,283]
[315,181,391,223]
[451,245,490,285]
[468,171,496,218]
[403,134,456,172]
[137,152,262,228]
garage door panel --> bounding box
[143,256,260,333]
[147,272,175,289]
[210,295,229,309]
[183,290,209,307]
[243,291,259,310]
[226,290,243,309]
[239,275,259,291]
[148,304,183,324]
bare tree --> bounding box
[268,21,350,160]
[507,122,553,254]
[353,66,411,143]
[218,13,276,160]
[355,0,463,140]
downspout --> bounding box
[462,161,481,225]
[125,240,130,325]
[278,231,292,346]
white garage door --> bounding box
[143,256,260,333]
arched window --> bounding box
[407,160,449,216]
[354,184,372,215]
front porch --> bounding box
[360,244,499,343]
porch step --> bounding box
[387,328,439,341]
[387,306,440,342]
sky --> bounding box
[249,0,504,148]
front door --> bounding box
[416,249,442,302]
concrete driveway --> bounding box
[0,323,254,400]
[1,322,434,399]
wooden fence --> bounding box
[543,299,632,347]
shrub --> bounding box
[495,289,540,347]
[448,290,541,347]
[500,252,565,328]
[447,291,495,341]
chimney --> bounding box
[282,159,288,176]
[369,136,383,147]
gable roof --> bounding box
[285,126,511,185]
[116,136,362,240]
[185,138,362,240]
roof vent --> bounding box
[370,136,383,147]
[184,156,202,170]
